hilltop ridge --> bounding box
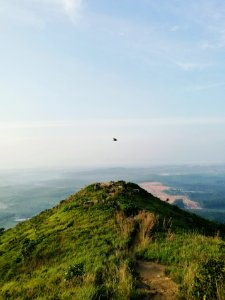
[0,181,224,299]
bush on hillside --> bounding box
[192,258,225,299]
[21,238,36,259]
[65,263,85,281]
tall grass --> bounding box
[115,210,157,251]
[138,231,225,299]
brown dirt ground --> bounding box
[135,260,179,300]
[139,182,200,209]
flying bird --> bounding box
[113,138,117,141]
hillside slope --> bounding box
[0,181,224,299]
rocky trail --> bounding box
[135,260,179,300]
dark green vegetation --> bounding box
[0,181,225,299]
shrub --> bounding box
[65,263,84,280]
[92,285,112,300]
[118,201,139,216]
[192,259,225,299]
[21,238,36,259]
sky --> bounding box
[0,0,225,169]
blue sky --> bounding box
[0,0,225,168]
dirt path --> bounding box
[135,260,179,300]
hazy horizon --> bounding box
[1,162,225,173]
[1,1,225,169]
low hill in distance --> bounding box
[0,181,224,299]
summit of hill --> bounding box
[0,181,224,299]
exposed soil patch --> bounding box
[136,260,179,300]
[139,182,200,209]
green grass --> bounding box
[0,181,224,299]
[136,232,225,296]
[0,182,137,299]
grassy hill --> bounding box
[0,181,224,299]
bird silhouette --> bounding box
[113,138,117,141]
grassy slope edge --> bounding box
[0,181,224,299]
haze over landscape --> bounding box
[1,0,225,169]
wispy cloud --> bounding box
[86,3,221,74]
[63,0,83,21]
[1,118,225,130]
[0,2,45,29]
[187,0,225,50]
[187,82,225,92]
[0,0,84,27]
[170,25,180,32]
[31,0,84,19]
[176,61,214,71]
